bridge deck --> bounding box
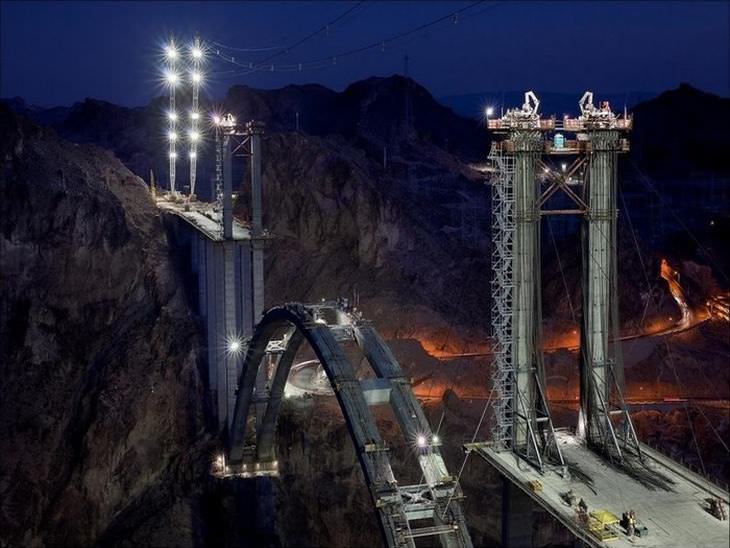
[156,197,252,241]
[468,432,729,548]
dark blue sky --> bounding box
[1,1,728,107]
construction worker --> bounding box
[578,498,588,513]
[627,509,636,536]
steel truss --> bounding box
[222,303,473,548]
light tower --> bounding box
[164,40,179,194]
[188,35,204,198]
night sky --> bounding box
[1,1,728,108]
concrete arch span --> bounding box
[225,303,473,548]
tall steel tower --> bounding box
[188,35,204,198]
[488,92,564,472]
[164,40,179,194]
[572,92,641,459]
[487,91,641,470]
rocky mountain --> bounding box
[1,77,728,546]
[630,83,730,178]
[0,105,212,546]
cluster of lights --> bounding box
[416,434,441,448]
[161,36,208,196]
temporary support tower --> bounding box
[487,90,641,470]
[488,92,565,472]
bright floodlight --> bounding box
[561,162,567,172]
[168,131,177,141]
[432,434,440,444]
[228,340,241,353]
[168,111,178,122]
[190,111,200,121]
[165,45,178,60]
[165,71,179,86]
[189,130,200,142]
[485,106,495,117]
[169,152,177,159]
[189,151,197,159]
[191,71,203,84]
[417,435,427,448]
[192,46,203,60]
[212,114,221,125]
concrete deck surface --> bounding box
[470,432,729,548]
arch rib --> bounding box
[226,304,473,548]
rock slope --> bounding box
[0,105,209,546]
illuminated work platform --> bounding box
[467,432,729,548]
[155,196,255,241]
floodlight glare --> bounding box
[191,111,200,121]
[189,130,200,142]
[432,434,440,444]
[192,47,203,60]
[168,131,177,141]
[417,435,427,448]
[485,106,495,117]
[228,340,241,353]
[189,151,197,159]
[169,152,177,159]
[212,115,221,125]
[165,45,178,61]
[191,71,203,84]
[165,71,179,86]
[168,111,178,122]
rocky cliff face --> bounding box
[0,105,210,546]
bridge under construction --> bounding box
[468,91,729,547]
[152,39,727,547]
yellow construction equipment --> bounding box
[587,510,620,541]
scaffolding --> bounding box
[489,144,516,447]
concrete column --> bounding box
[198,234,207,318]
[213,243,228,425]
[501,478,533,547]
[205,238,219,411]
[240,243,254,338]
[251,241,265,323]
[223,242,239,429]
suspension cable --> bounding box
[211,1,498,77]
[441,382,496,518]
